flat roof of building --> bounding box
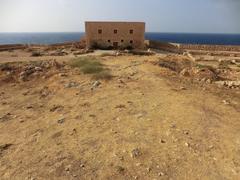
[85,21,145,24]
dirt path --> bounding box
[0,55,240,179]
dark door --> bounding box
[113,42,119,49]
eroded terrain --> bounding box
[0,47,240,180]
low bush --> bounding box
[157,60,180,72]
[195,64,217,73]
[70,56,112,80]
[31,51,42,57]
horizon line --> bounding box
[0,32,240,35]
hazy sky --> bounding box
[0,0,240,33]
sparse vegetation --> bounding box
[100,52,116,57]
[31,51,42,57]
[70,56,112,79]
[218,61,231,69]
[157,57,192,72]
[195,63,217,73]
[157,59,180,72]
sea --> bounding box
[0,32,240,45]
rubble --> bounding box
[91,81,101,90]
[131,148,141,158]
[65,81,80,88]
[215,81,240,88]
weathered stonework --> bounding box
[85,21,145,49]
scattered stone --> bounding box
[59,73,68,77]
[136,163,142,167]
[115,104,126,109]
[160,139,166,143]
[50,105,64,112]
[206,79,212,84]
[50,50,67,56]
[185,142,190,147]
[80,164,85,168]
[89,114,96,118]
[208,145,214,150]
[118,79,125,84]
[133,176,138,180]
[2,101,8,105]
[26,105,33,109]
[57,118,65,124]
[130,72,137,76]
[127,101,133,104]
[179,86,186,90]
[22,91,30,96]
[183,130,189,135]
[146,167,151,173]
[215,81,240,89]
[158,172,165,176]
[65,166,71,172]
[91,81,101,90]
[222,100,230,105]
[135,113,143,119]
[40,87,51,98]
[180,68,190,77]
[131,148,141,158]
[65,82,79,88]
[0,113,12,122]
[116,166,125,174]
[34,67,42,71]
[0,143,13,152]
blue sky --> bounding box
[0,0,240,33]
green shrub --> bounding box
[31,51,42,57]
[70,56,103,73]
[100,53,116,57]
[70,56,112,79]
[195,64,217,72]
[157,59,180,72]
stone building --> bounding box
[85,21,145,49]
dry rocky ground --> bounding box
[0,47,240,180]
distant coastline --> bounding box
[0,32,240,45]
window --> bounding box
[121,40,124,43]
[130,40,133,44]
[108,40,111,43]
[114,29,118,34]
[98,29,102,34]
[130,29,134,34]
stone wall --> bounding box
[180,44,240,52]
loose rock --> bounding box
[131,148,141,158]
[57,118,65,124]
[91,81,101,90]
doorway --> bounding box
[113,42,119,49]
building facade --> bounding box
[85,21,145,49]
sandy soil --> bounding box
[0,49,240,180]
